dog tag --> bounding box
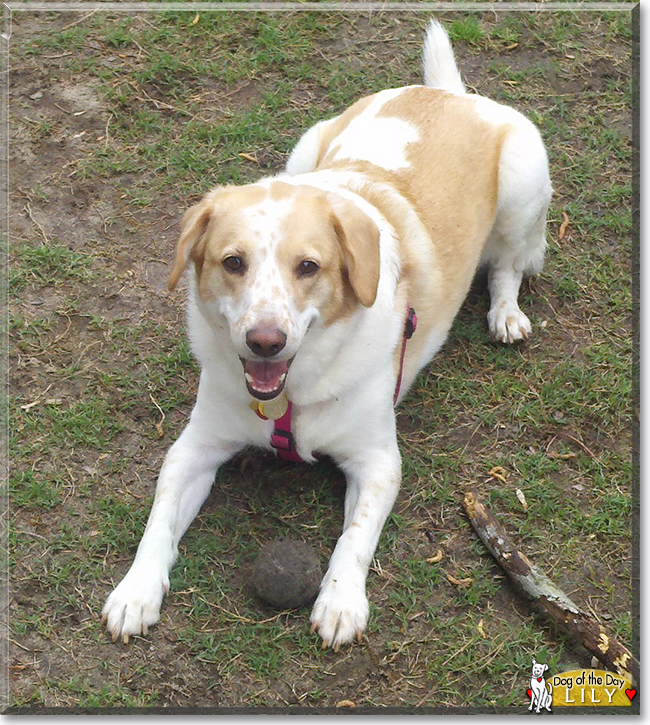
[251,394,289,421]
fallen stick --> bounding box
[462,490,639,685]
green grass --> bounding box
[448,16,485,44]
[9,243,94,291]
[8,8,634,712]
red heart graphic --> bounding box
[537,677,543,682]
[625,689,637,701]
[527,689,532,699]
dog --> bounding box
[102,20,551,651]
[529,659,553,713]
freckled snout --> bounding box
[246,325,287,358]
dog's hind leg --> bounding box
[483,117,551,343]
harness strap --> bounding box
[394,306,418,405]
[269,402,305,463]
[257,305,417,463]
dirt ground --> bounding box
[7,8,636,713]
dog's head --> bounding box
[531,660,548,678]
[168,180,380,400]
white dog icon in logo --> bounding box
[528,659,553,713]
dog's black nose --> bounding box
[246,326,287,358]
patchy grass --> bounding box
[8,8,634,712]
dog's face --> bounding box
[168,181,380,400]
[531,661,548,679]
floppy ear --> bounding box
[327,193,380,308]
[167,202,212,291]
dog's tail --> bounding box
[422,20,466,94]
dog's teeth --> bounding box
[245,371,286,394]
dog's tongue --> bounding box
[244,359,288,399]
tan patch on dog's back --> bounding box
[311,86,511,381]
[380,87,504,239]
[380,88,508,375]
[315,95,376,169]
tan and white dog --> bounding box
[102,21,551,650]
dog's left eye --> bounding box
[222,255,245,274]
[297,260,320,277]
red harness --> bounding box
[256,307,417,462]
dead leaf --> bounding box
[426,549,444,564]
[558,211,570,241]
[238,152,259,164]
[189,13,200,26]
[478,619,487,638]
[336,700,356,708]
[489,466,507,484]
[446,572,472,587]
[547,451,577,460]
[516,488,528,511]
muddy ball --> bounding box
[251,540,321,610]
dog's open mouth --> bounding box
[242,358,293,400]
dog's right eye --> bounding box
[222,256,245,274]
[297,260,320,277]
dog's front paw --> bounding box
[488,303,532,344]
[101,567,169,643]
[309,577,369,652]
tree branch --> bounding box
[462,490,638,685]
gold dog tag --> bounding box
[250,393,289,420]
